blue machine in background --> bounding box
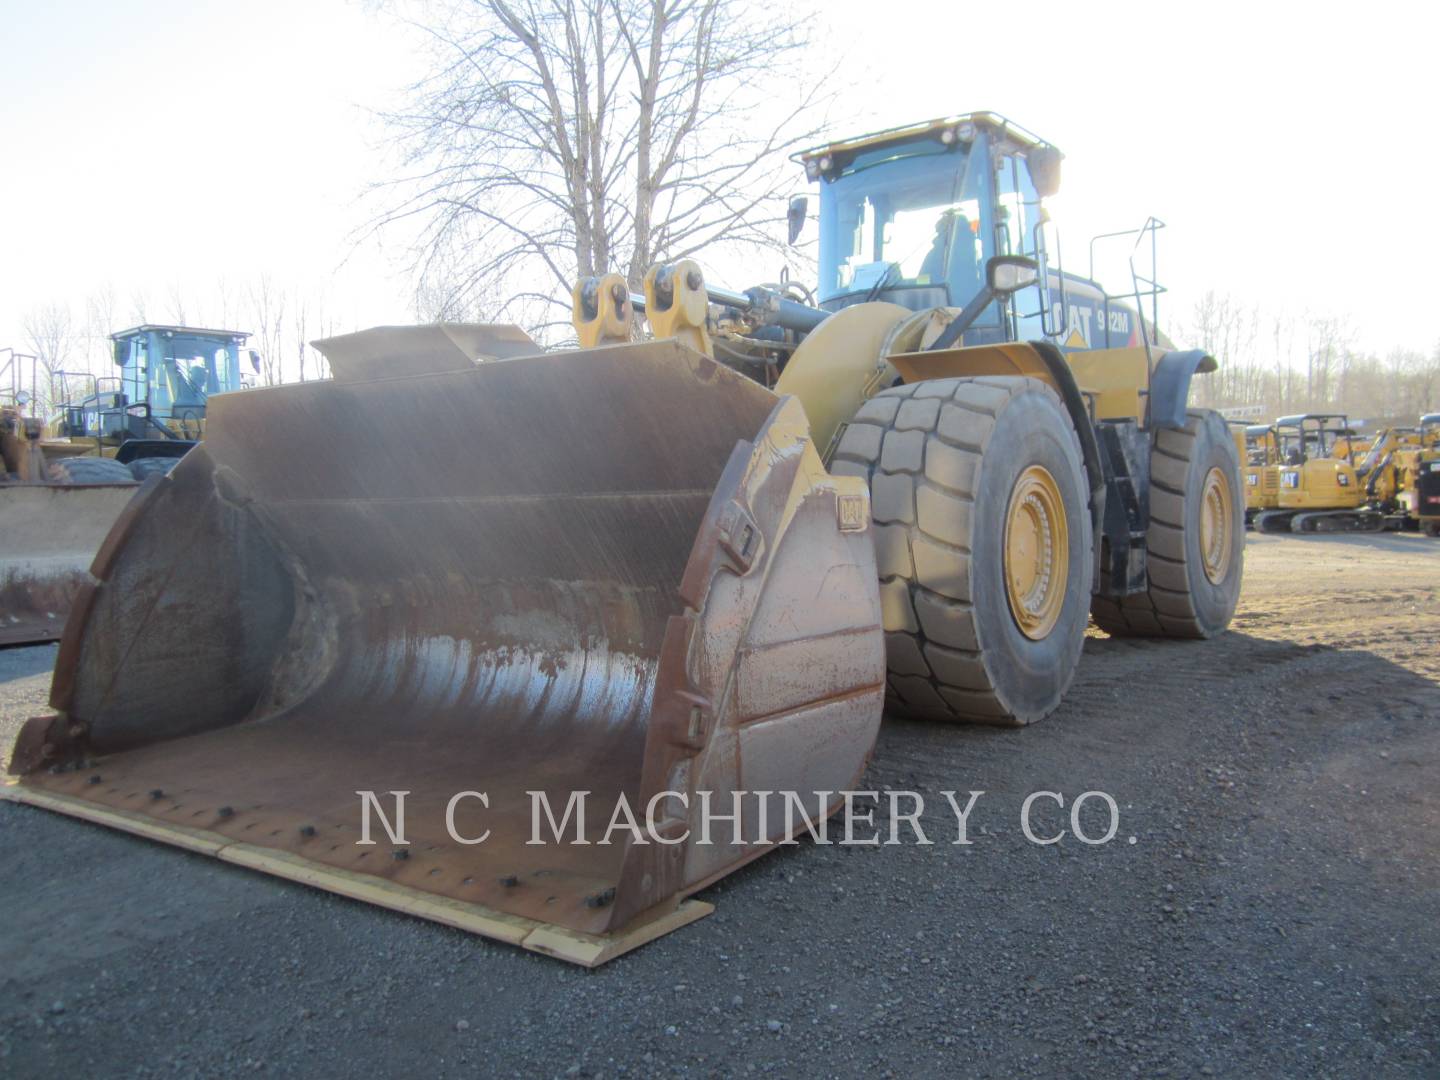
[56,324,256,464]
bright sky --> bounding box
[2,0,1435,365]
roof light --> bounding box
[955,121,976,143]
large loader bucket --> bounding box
[0,483,138,646]
[5,333,884,965]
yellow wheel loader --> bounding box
[4,114,1244,965]
[1,326,253,644]
[0,397,138,645]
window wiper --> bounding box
[863,262,899,302]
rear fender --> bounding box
[1149,349,1217,430]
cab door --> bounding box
[994,151,1045,342]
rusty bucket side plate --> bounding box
[0,484,139,646]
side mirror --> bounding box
[986,254,1040,296]
[1029,145,1063,199]
[786,195,809,245]
[248,349,262,373]
[112,341,127,366]
[926,256,1042,353]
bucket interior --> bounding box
[29,341,780,933]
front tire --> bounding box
[1092,409,1243,638]
[47,456,137,484]
[831,376,1094,725]
[127,457,180,481]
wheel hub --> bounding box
[1003,465,1068,640]
[1199,467,1234,585]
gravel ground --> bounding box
[1,531,1437,1077]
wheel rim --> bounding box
[1199,466,1234,584]
[1003,465,1068,640]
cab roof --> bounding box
[1275,413,1351,427]
[110,324,251,343]
[795,111,1056,165]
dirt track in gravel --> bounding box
[1,530,1437,1077]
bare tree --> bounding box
[247,275,287,386]
[84,283,119,370]
[215,276,245,332]
[373,0,827,337]
[164,280,190,327]
[23,301,79,411]
[127,287,152,327]
[308,293,337,382]
[291,293,309,382]
[1188,291,1264,410]
[1415,342,1440,412]
[1303,313,1352,410]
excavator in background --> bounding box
[4,113,1244,965]
[1257,414,1433,533]
[0,325,254,644]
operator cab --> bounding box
[1244,423,1278,466]
[796,112,1158,353]
[53,325,256,449]
[111,325,253,431]
[1421,413,1440,446]
[1273,414,1355,466]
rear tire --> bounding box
[127,457,180,481]
[1092,409,1243,639]
[47,456,137,485]
[832,376,1094,725]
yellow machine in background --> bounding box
[1256,414,1369,532]
[1256,414,1439,533]
[1405,413,1440,536]
[0,399,138,644]
[1424,415,1440,449]
[1,325,252,644]
[1239,422,1279,526]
